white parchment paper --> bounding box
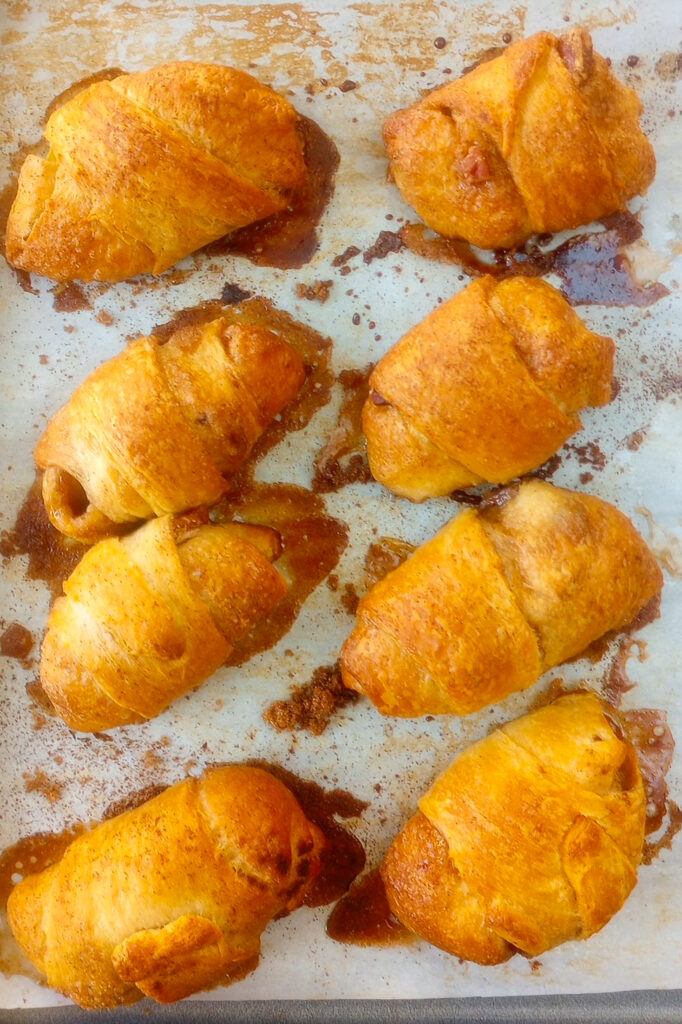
[0,0,681,1008]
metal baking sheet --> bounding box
[1,0,681,1014]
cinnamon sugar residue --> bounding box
[22,769,63,804]
[264,662,358,736]
[211,482,348,666]
[103,784,167,820]
[313,367,373,493]
[0,826,87,906]
[326,866,412,946]
[625,428,647,451]
[239,760,367,908]
[400,212,670,307]
[565,440,606,471]
[207,115,339,270]
[620,708,675,837]
[1,477,86,596]
[51,282,91,313]
[364,537,416,589]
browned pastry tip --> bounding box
[381,693,646,962]
[6,62,308,282]
[35,315,306,543]
[364,275,614,500]
[40,515,287,731]
[383,29,655,249]
[341,479,662,717]
[7,765,325,1008]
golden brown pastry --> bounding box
[341,480,662,716]
[35,315,306,542]
[384,29,655,250]
[6,62,308,282]
[381,693,646,962]
[40,514,287,731]
[8,765,325,1007]
[364,276,614,500]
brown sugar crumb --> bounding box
[363,230,405,265]
[264,663,359,736]
[340,582,360,616]
[566,440,606,471]
[51,282,91,312]
[1,622,34,659]
[332,245,361,268]
[95,310,114,326]
[23,769,63,804]
[296,279,333,302]
[339,79,357,92]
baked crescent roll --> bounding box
[341,480,662,716]
[6,62,308,282]
[40,514,287,731]
[384,28,655,250]
[381,693,646,963]
[35,315,306,542]
[7,765,325,1007]
[364,276,614,500]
